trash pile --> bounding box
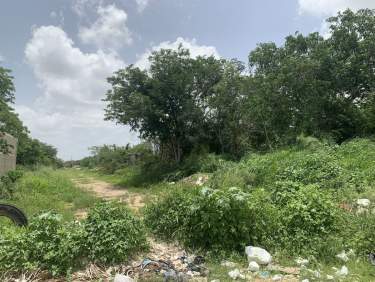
[108,239,209,282]
[116,254,208,281]
[222,246,300,281]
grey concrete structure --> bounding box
[0,133,17,176]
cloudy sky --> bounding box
[1,0,374,160]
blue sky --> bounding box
[1,0,374,160]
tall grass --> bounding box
[2,167,98,221]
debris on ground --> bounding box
[228,268,245,280]
[221,261,237,268]
[271,274,283,281]
[335,265,348,277]
[295,257,309,266]
[336,250,349,262]
[266,264,300,275]
[114,273,135,282]
[257,270,270,279]
[245,246,272,265]
[182,173,209,186]
[357,198,371,207]
[248,261,260,272]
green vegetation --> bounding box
[1,7,375,281]
[105,9,375,162]
[0,202,148,276]
[145,138,375,261]
[0,170,23,199]
[0,65,61,166]
[2,168,97,220]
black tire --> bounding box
[0,204,28,226]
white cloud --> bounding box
[298,0,375,16]
[135,0,150,12]
[72,0,101,17]
[79,4,132,50]
[135,37,220,70]
[20,25,138,160]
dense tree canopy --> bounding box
[105,9,375,162]
[0,65,60,166]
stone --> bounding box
[228,269,245,280]
[357,206,369,215]
[357,199,370,207]
[326,274,334,280]
[272,274,283,281]
[248,261,260,272]
[210,280,220,282]
[245,246,272,265]
[113,274,134,282]
[301,280,309,282]
[295,257,309,266]
[336,250,349,262]
[335,266,348,277]
[164,269,178,281]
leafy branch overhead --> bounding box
[105,9,375,163]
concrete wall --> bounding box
[0,133,17,176]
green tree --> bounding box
[0,64,60,166]
[105,46,223,162]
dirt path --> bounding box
[72,177,145,218]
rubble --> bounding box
[335,266,348,277]
[114,274,134,282]
[245,246,272,265]
[271,274,283,281]
[295,257,309,266]
[336,250,349,262]
[248,261,260,272]
[357,198,370,207]
[228,268,245,280]
[221,261,236,268]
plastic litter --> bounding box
[335,266,348,277]
[336,250,349,262]
[248,261,260,272]
[228,268,245,280]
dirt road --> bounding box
[71,176,145,218]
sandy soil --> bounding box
[71,177,145,218]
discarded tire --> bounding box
[0,204,28,226]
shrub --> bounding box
[270,180,304,206]
[0,202,148,276]
[343,213,375,256]
[276,150,344,189]
[0,169,23,199]
[84,202,148,264]
[145,187,280,252]
[280,185,341,255]
[0,212,85,275]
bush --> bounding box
[276,150,344,189]
[279,185,341,255]
[145,187,280,252]
[145,183,349,258]
[0,202,148,276]
[84,202,148,264]
[0,169,23,199]
[0,212,85,275]
[342,213,375,256]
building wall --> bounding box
[0,133,17,176]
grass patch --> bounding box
[2,167,98,221]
